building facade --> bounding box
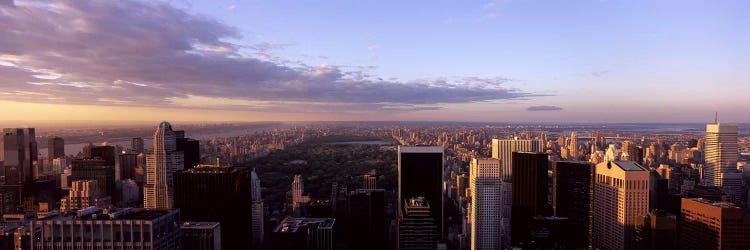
[28,208,181,250]
[552,161,594,249]
[398,146,444,238]
[144,121,184,209]
[399,197,438,250]
[174,166,252,248]
[469,158,503,250]
[679,198,750,249]
[592,161,649,250]
[511,152,549,247]
[182,222,222,250]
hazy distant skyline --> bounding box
[1,0,748,123]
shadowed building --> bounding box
[271,217,336,250]
[348,189,385,250]
[511,152,549,247]
[399,197,438,250]
[174,166,252,249]
[182,222,222,250]
[552,161,594,249]
[398,146,444,238]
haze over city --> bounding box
[1,0,748,123]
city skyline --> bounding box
[2,0,749,123]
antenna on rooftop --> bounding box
[714,112,718,124]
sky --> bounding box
[0,0,748,123]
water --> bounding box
[38,127,275,156]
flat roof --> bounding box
[182,222,220,229]
[275,217,336,233]
[612,161,647,171]
[398,145,443,153]
[40,208,175,221]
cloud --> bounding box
[591,70,609,77]
[0,0,541,113]
[227,5,236,11]
[527,105,563,111]
[477,0,503,22]
[367,44,379,52]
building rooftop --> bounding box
[182,221,220,230]
[405,197,430,208]
[181,166,243,174]
[399,145,444,153]
[611,161,647,171]
[39,207,176,221]
[688,198,741,209]
[274,217,336,233]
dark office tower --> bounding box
[131,137,145,154]
[90,145,116,166]
[2,128,37,186]
[118,152,138,180]
[271,217,336,250]
[398,146,444,238]
[679,198,750,250]
[306,199,333,218]
[348,189,386,250]
[70,158,116,199]
[399,197,438,250]
[552,161,594,249]
[511,152,549,247]
[175,130,200,170]
[182,222,222,250]
[47,136,65,160]
[174,166,252,249]
[634,210,676,250]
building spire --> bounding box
[714,111,718,124]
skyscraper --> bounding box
[469,158,502,250]
[490,139,543,247]
[398,146,444,238]
[679,198,750,249]
[704,123,739,187]
[89,145,116,167]
[491,138,543,181]
[144,121,184,209]
[70,158,116,199]
[182,222,222,250]
[363,169,377,189]
[131,137,144,154]
[511,152,549,247]
[569,132,578,160]
[174,166,252,248]
[251,169,265,250]
[47,136,64,160]
[60,180,111,211]
[271,217,336,250]
[399,197,439,250]
[292,174,311,216]
[2,128,37,186]
[552,161,594,249]
[28,208,182,250]
[175,130,200,170]
[592,161,649,250]
[348,189,386,250]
